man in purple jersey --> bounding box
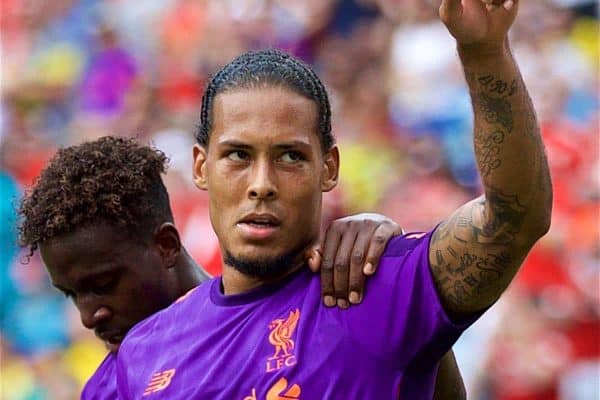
[18,137,464,399]
[117,0,551,397]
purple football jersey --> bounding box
[117,231,476,399]
[81,353,117,400]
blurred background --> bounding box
[0,0,598,399]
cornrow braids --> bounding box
[18,136,174,256]
[197,49,334,152]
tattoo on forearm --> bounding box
[475,130,505,177]
[479,188,527,244]
[429,63,551,313]
[478,75,518,97]
[434,189,528,248]
[469,73,521,177]
[475,92,514,133]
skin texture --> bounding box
[39,222,205,352]
[434,351,467,400]
[193,86,339,295]
[429,0,552,318]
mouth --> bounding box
[237,213,281,240]
[97,331,124,352]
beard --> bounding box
[223,242,308,280]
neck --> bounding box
[221,257,306,296]
[174,248,211,294]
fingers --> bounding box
[306,246,322,273]
[332,227,359,309]
[502,0,515,11]
[320,224,341,307]
[481,0,516,11]
[363,223,398,276]
[347,224,374,305]
[319,214,404,309]
[439,0,463,24]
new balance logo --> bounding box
[143,369,176,396]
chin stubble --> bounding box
[223,243,307,280]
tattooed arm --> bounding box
[430,0,552,316]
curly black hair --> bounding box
[18,136,174,256]
[197,49,334,152]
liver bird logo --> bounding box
[268,309,300,359]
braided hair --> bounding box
[197,49,334,152]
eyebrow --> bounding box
[217,140,252,149]
[273,140,312,150]
[217,139,313,150]
[53,266,121,292]
[79,268,121,287]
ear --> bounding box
[153,223,182,269]
[321,145,339,192]
[192,144,209,191]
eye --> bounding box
[279,151,304,163]
[227,150,249,162]
[91,276,118,296]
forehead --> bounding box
[39,224,143,285]
[211,86,320,147]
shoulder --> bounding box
[87,352,117,380]
[81,353,117,400]
[121,279,214,351]
[381,230,434,259]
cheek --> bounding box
[208,164,245,205]
[288,170,321,199]
[126,255,165,297]
[285,176,323,220]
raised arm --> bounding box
[429,0,552,317]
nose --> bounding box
[247,158,277,200]
[78,297,112,329]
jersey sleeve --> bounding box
[339,229,480,370]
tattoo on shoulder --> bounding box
[430,187,527,309]
[431,238,517,308]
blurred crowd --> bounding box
[1,0,598,399]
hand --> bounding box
[439,0,518,50]
[306,213,403,309]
